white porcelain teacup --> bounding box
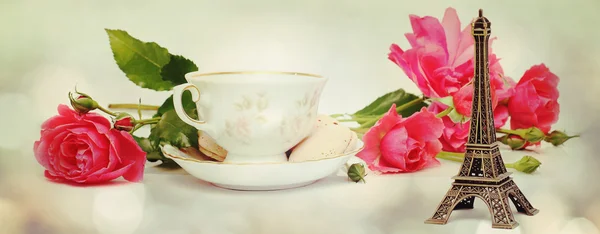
[173,71,328,164]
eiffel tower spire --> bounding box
[467,8,497,146]
[424,9,538,229]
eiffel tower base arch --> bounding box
[424,179,539,229]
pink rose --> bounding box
[33,104,146,184]
[451,75,515,127]
[388,7,506,99]
[428,102,509,153]
[356,105,444,173]
[490,75,516,128]
[428,102,469,152]
[508,64,559,133]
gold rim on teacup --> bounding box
[185,71,323,79]
[160,141,365,165]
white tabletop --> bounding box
[1,139,598,234]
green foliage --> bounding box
[153,92,196,118]
[132,135,179,167]
[350,88,428,128]
[149,109,199,150]
[132,135,162,161]
[106,29,172,91]
[161,55,198,85]
[353,88,427,118]
[106,29,201,168]
[105,29,198,91]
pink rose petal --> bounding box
[380,126,410,170]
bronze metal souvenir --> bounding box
[424,9,539,229]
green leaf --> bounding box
[353,88,427,117]
[152,91,197,118]
[149,109,199,150]
[161,55,198,86]
[136,109,200,169]
[105,29,172,91]
[132,135,164,162]
[132,135,154,153]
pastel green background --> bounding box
[0,0,599,233]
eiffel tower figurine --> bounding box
[424,9,539,229]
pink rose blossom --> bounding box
[388,7,507,100]
[428,102,469,152]
[356,105,444,173]
[33,104,146,184]
[450,75,515,127]
[428,102,509,153]
[508,64,560,133]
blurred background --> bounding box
[1,0,599,233]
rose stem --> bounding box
[338,116,375,122]
[330,113,347,118]
[97,105,117,116]
[436,151,518,169]
[496,128,521,135]
[129,117,161,134]
[137,117,161,124]
[138,98,143,119]
[435,106,454,118]
[108,103,160,110]
[435,151,465,162]
[394,98,426,114]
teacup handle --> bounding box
[173,83,217,137]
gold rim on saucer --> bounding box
[186,71,323,79]
[160,141,365,165]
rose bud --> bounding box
[544,130,579,146]
[114,113,136,132]
[522,127,545,143]
[507,155,541,174]
[347,163,367,183]
[68,92,99,114]
[498,134,527,150]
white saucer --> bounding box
[160,140,364,191]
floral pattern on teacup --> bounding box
[280,88,321,143]
[225,92,269,144]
